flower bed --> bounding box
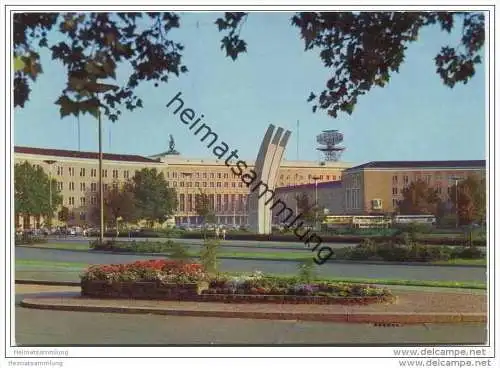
[200,274,395,305]
[80,263,394,305]
[81,260,209,299]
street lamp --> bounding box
[312,176,321,230]
[90,82,119,245]
[43,160,57,229]
[450,176,463,229]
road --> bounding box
[15,247,486,283]
[13,286,487,345]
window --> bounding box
[112,170,119,179]
[333,175,337,180]
[187,182,192,187]
[371,199,383,210]
[166,181,170,187]
[196,173,200,178]
[203,173,207,178]
[224,194,229,211]
[319,175,323,180]
[217,173,222,179]
[392,187,398,195]
[210,173,215,178]
[112,182,118,190]
[326,175,330,180]
[91,168,97,177]
[165,172,170,178]
[90,196,97,205]
[123,170,129,179]
[180,182,185,187]
[203,182,207,187]
[68,167,75,176]
[91,182,97,192]
[210,182,215,188]
[392,198,399,208]
[57,182,63,191]
[179,194,185,212]
[392,175,398,184]
[103,184,109,191]
[238,182,243,188]
[80,168,86,177]
[403,175,409,185]
[195,182,199,187]
[224,173,229,179]
[79,212,86,221]
[172,172,178,178]
[187,194,193,212]
[57,166,64,176]
[217,182,221,187]
[102,169,108,178]
[80,182,86,191]
[425,175,432,184]
[232,182,236,188]
[69,182,75,191]
[68,197,75,205]
[173,182,177,187]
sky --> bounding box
[14,12,487,165]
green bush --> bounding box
[452,246,485,259]
[200,239,220,273]
[15,236,48,245]
[332,238,481,263]
[90,239,177,253]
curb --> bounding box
[19,297,487,325]
[15,280,80,286]
[16,245,486,268]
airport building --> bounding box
[14,146,352,228]
[273,160,486,223]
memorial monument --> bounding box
[248,124,291,234]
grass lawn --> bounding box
[19,242,486,266]
[14,259,486,290]
[16,259,89,269]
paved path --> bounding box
[14,285,487,345]
[16,247,487,282]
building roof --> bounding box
[345,160,486,171]
[14,146,159,163]
[276,180,342,192]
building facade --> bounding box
[14,146,352,228]
[273,160,486,220]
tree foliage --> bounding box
[14,161,62,221]
[58,206,70,224]
[14,11,484,121]
[398,179,441,215]
[129,168,177,225]
[195,189,215,224]
[89,181,138,226]
[449,175,486,225]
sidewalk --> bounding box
[18,285,486,325]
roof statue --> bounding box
[165,134,180,155]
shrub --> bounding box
[15,236,48,245]
[297,258,318,283]
[452,247,485,259]
[89,239,178,254]
[200,239,220,273]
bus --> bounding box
[352,216,392,229]
[393,215,436,226]
[322,215,353,229]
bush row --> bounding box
[331,241,485,263]
[15,236,48,245]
